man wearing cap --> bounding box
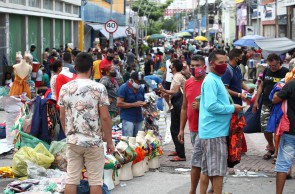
[117,71,146,137]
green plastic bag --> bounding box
[15,131,50,150]
[12,143,54,177]
[49,140,67,171]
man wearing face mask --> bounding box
[99,48,114,75]
[99,65,118,118]
[178,55,211,194]
[117,71,146,137]
[221,49,254,106]
[198,50,244,194]
[159,59,186,162]
[113,53,124,86]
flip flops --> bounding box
[263,150,275,160]
[170,156,186,162]
[168,151,177,156]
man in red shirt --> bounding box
[177,55,208,194]
[99,48,114,74]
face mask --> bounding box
[113,59,119,64]
[194,66,206,77]
[110,71,117,77]
[132,82,141,89]
[107,56,114,61]
[236,59,242,66]
[213,63,227,75]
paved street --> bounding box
[1,111,295,193]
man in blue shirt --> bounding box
[196,50,244,194]
[221,49,254,106]
[117,71,146,137]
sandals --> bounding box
[263,150,275,160]
[168,151,178,156]
[170,156,186,162]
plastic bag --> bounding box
[12,143,54,177]
[49,140,67,171]
[27,161,46,179]
[15,131,50,150]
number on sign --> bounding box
[107,22,116,28]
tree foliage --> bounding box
[131,0,173,21]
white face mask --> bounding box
[132,82,141,89]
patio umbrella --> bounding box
[194,36,208,41]
[177,32,192,37]
[233,35,265,48]
[149,34,165,39]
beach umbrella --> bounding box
[194,36,208,41]
[149,34,166,39]
[233,35,265,47]
[177,32,192,37]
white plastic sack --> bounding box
[2,96,22,148]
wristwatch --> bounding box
[238,93,241,98]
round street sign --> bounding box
[105,20,118,34]
[125,27,133,36]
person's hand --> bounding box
[252,102,258,113]
[106,141,115,155]
[234,104,245,113]
[240,93,247,100]
[248,88,255,93]
[192,101,200,110]
[135,101,146,107]
[158,83,164,90]
[177,131,184,144]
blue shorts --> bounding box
[275,134,295,173]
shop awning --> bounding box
[100,26,136,40]
[86,23,104,31]
[86,23,135,40]
[255,37,295,58]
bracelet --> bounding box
[238,93,241,98]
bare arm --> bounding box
[99,106,112,143]
[252,81,263,113]
[160,84,180,95]
[179,88,188,133]
[225,86,240,98]
[272,93,283,104]
[242,81,254,93]
[59,107,66,134]
[99,105,115,154]
[117,97,143,108]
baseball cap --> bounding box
[130,71,146,84]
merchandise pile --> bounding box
[0,92,167,193]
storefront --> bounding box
[260,0,276,38]
[284,0,295,40]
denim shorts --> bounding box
[275,134,295,173]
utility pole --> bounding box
[109,0,114,49]
[205,0,209,38]
[135,0,144,60]
[197,0,201,36]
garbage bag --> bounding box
[243,97,263,133]
[15,131,50,150]
[49,140,67,171]
[12,143,54,177]
[27,161,47,179]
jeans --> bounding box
[122,120,143,137]
[275,133,295,173]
